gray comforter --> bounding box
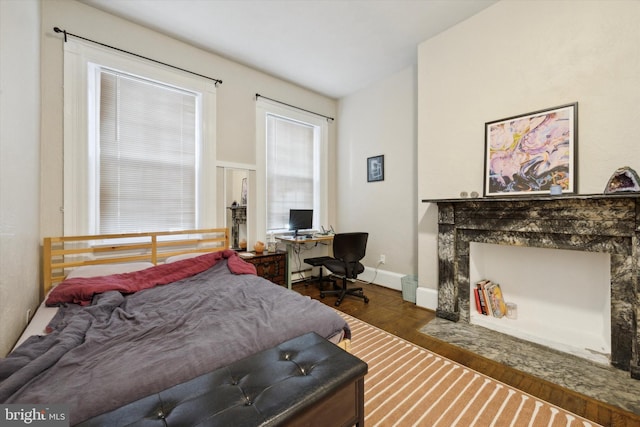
[0,260,350,425]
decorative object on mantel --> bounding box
[549,185,562,195]
[604,166,640,193]
[367,155,384,182]
[484,103,577,197]
[460,191,480,198]
[549,172,563,195]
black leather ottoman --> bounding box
[77,332,367,426]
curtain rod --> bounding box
[255,93,334,122]
[53,27,223,86]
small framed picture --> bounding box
[484,103,577,196]
[367,155,384,182]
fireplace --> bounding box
[469,242,611,364]
[423,194,639,379]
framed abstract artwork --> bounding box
[367,155,384,182]
[484,103,577,196]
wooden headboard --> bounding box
[43,228,229,296]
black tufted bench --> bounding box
[77,332,368,426]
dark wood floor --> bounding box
[293,280,640,427]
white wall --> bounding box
[0,0,41,356]
[337,66,417,290]
[417,0,640,305]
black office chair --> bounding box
[320,232,370,306]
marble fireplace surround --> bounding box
[423,194,639,379]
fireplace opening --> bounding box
[469,242,611,365]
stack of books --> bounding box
[474,279,507,318]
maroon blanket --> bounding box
[46,249,256,306]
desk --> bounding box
[276,235,334,289]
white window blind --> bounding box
[63,39,217,237]
[255,98,328,242]
[99,70,198,234]
[266,114,315,231]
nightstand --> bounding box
[240,251,287,286]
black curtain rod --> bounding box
[53,27,223,86]
[255,93,334,122]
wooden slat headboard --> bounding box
[43,228,229,297]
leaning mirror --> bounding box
[216,167,254,250]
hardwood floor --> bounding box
[293,280,640,427]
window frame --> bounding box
[63,39,217,236]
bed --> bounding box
[0,228,354,425]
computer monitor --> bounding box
[288,209,313,237]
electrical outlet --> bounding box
[379,254,386,264]
[26,308,32,325]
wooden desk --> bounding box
[276,235,334,289]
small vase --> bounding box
[549,184,562,195]
[254,241,265,254]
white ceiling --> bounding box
[80,0,497,99]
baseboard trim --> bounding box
[360,267,403,291]
[359,267,438,311]
[416,286,438,311]
[358,267,438,311]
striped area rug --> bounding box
[338,312,600,427]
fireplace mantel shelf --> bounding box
[429,194,639,379]
[422,192,640,204]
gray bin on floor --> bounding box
[401,275,418,303]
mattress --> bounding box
[13,261,158,350]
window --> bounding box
[266,114,315,231]
[63,39,216,236]
[98,69,198,234]
[255,99,328,240]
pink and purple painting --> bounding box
[484,103,577,196]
